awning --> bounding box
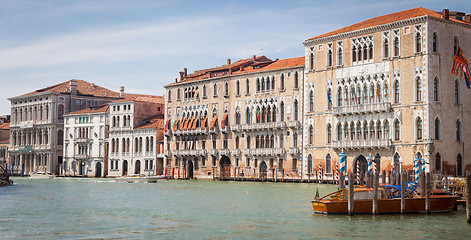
[192,117,198,130]
[173,119,180,131]
[185,117,194,130]
[201,116,208,130]
[165,118,171,132]
[179,118,186,131]
[209,115,218,130]
[221,114,228,128]
[194,89,199,98]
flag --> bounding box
[314,188,319,200]
[376,82,380,97]
[451,44,471,89]
[257,108,260,121]
[327,92,332,103]
[194,88,199,97]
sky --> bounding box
[0,0,469,115]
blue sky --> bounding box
[0,0,468,115]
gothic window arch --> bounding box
[246,79,250,94]
[454,79,460,104]
[271,77,275,90]
[433,77,440,101]
[325,154,332,174]
[261,78,265,91]
[393,37,400,56]
[435,153,441,172]
[368,43,373,59]
[337,123,343,141]
[326,123,332,143]
[327,88,332,109]
[415,32,422,53]
[394,80,400,104]
[294,99,299,121]
[309,90,314,112]
[416,117,423,140]
[309,124,314,144]
[267,77,271,90]
[416,77,422,102]
[337,86,343,107]
[294,72,299,89]
[434,117,441,140]
[384,120,390,139]
[456,119,462,141]
[236,80,240,96]
[432,32,438,52]
[363,44,368,60]
[213,83,218,96]
[352,46,357,62]
[280,102,285,121]
[309,51,315,70]
[224,82,229,96]
[280,74,285,90]
[383,38,389,58]
[58,104,64,119]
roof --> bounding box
[0,139,9,144]
[65,105,110,116]
[306,7,471,41]
[0,123,9,130]
[134,114,165,130]
[167,55,304,86]
[0,116,6,119]
[111,94,165,104]
[13,79,122,99]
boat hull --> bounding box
[312,196,457,214]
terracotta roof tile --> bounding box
[0,139,9,144]
[111,94,165,104]
[306,7,471,41]
[65,105,110,116]
[134,114,165,129]
[0,123,9,130]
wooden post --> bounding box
[366,172,371,188]
[425,172,431,214]
[401,171,406,214]
[282,169,284,182]
[387,170,391,184]
[466,174,471,223]
[419,171,425,196]
[373,172,379,215]
[339,171,345,189]
[445,174,449,192]
[348,172,354,216]
[382,170,386,184]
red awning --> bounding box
[201,116,208,130]
[192,117,198,130]
[165,118,171,132]
[185,117,194,130]
[173,119,180,131]
[209,115,218,130]
[179,118,186,131]
[221,114,228,128]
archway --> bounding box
[135,160,141,174]
[122,160,128,176]
[79,162,85,176]
[354,155,368,174]
[219,155,231,179]
[187,160,194,179]
[260,161,268,180]
[95,162,102,178]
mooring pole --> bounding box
[339,171,345,189]
[466,174,471,223]
[373,172,379,215]
[348,172,354,216]
[425,172,431,214]
[445,174,449,192]
[401,171,406,214]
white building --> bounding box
[63,105,109,177]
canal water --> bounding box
[1,178,470,239]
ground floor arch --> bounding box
[219,155,231,179]
[187,160,194,179]
[354,155,368,174]
[95,162,102,178]
[259,161,268,180]
[135,160,141,174]
[122,160,128,176]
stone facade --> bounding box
[303,8,471,178]
[164,56,305,180]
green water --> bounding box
[1,178,470,239]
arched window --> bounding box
[327,88,332,109]
[280,102,284,121]
[213,83,218,96]
[58,105,64,119]
[236,80,240,96]
[294,72,299,89]
[271,77,275,90]
[267,77,271,90]
[454,80,460,104]
[338,48,343,65]
[352,46,357,62]
[224,82,229,96]
[325,154,332,174]
[383,39,389,58]
[261,78,265,91]
[309,125,314,144]
[456,120,462,141]
[307,154,313,175]
[435,153,441,172]
[416,77,422,102]
[416,117,423,140]
[376,121,382,139]
[337,124,343,141]
[235,109,241,125]
[363,45,368,60]
[358,46,362,61]
[337,87,343,107]
[393,37,400,56]
[453,36,459,55]
[57,130,63,145]
[203,85,207,98]
[435,117,441,140]
[293,133,298,147]
[432,32,438,52]
[393,153,401,172]
[257,78,260,92]
[327,48,333,67]
[327,124,332,143]
[384,120,390,139]
[280,134,284,148]
[246,79,250,94]
[309,52,314,70]
[247,136,251,148]
[368,43,373,59]
[280,74,285,90]
[457,154,463,176]
[394,80,400,104]
[294,99,299,121]
[433,77,440,101]
[309,90,314,112]
[415,32,422,52]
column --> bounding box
[33,154,37,172]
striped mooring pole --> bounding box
[368,155,373,173]
[373,162,377,174]
[339,152,346,174]
[335,162,339,184]
[421,158,426,173]
[414,158,419,182]
[356,160,360,185]
[318,162,322,184]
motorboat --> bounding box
[311,184,457,214]
[115,174,164,183]
[29,172,56,179]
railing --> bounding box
[231,149,241,156]
[110,126,132,131]
[164,150,171,157]
[208,149,218,156]
[209,128,219,134]
[164,129,172,136]
[333,102,391,115]
[288,147,300,155]
[220,149,230,156]
[75,154,89,160]
[288,121,300,128]
[75,138,90,143]
[198,149,207,156]
[332,138,392,148]
[239,122,287,131]
[177,149,199,156]
[251,148,272,156]
[220,126,230,133]
[274,148,285,155]
[231,124,241,132]
[242,149,251,156]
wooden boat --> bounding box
[29,172,56,179]
[1,177,13,186]
[115,174,164,183]
[312,186,457,214]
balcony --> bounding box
[239,122,287,132]
[251,148,272,156]
[288,121,300,128]
[231,149,241,156]
[220,149,230,156]
[242,149,251,156]
[75,138,90,143]
[332,139,392,149]
[164,150,171,157]
[208,149,218,156]
[178,149,199,156]
[164,129,172,136]
[209,128,219,134]
[75,154,89,160]
[198,149,207,156]
[220,126,230,134]
[333,102,391,115]
[231,124,241,132]
[274,148,285,155]
[288,147,300,155]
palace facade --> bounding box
[164,56,305,180]
[303,8,471,178]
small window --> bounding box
[393,37,400,56]
[246,79,250,94]
[432,32,438,52]
[416,117,423,140]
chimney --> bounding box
[456,12,465,20]
[465,14,471,23]
[175,77,178,83]
[253,55,256,61]
[227,58,231,65]
[69,80,78,96]
[179,71,184,81]
[184,68,188,77]
[443,8,449,20]
[275,58,279,61]
[120,86,124,98]
[240,66,244,71]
